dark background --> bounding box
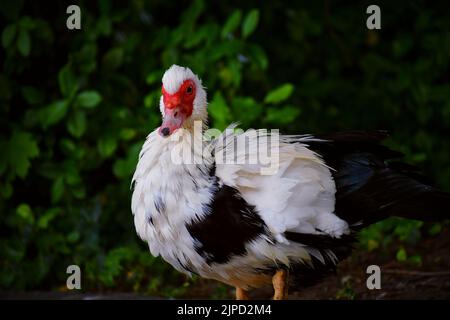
[0,0,449,298]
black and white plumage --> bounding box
[131,65,449,298]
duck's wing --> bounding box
[211,127,350,244]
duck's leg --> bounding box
[272,269,289,300]
[235,287,250,300]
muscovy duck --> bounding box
[131,65,449,299]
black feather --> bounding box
[154,195,166,215]
[284,232,356,287]
[307,130,450,226]
[186,184,268,264]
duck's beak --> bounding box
[159,106,186,137]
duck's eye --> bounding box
[186,86,193,94]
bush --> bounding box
[1,0,449,296]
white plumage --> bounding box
[131,65,350,291]
[214,130,349,240]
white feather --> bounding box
[213,127,350,241]
[131,66,350,289]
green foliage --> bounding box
[211,283,231,299]
[396,247,407,262]
[222,10,242,39]
[336,278,356,300]
[1,0,449,297]
[264,84,294,104]
[209,92,231,130]
[2,24,16,48]
[242,9,259,38]
[58,65,78,97]
[395,247,422,266]
[76,91,102,109]
[17,29,30,56]
[358,218,424,251]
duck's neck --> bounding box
[165,120,211,167]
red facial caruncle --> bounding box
[159,79,196,137]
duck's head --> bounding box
[159,65,207,137]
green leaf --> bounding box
[58,65,78,97]
[232,96,262,126]
[102,47,124,70]
[264,83,294,104]
[42,100,68,127]
[221,10,242,38]
[18,16,36,30]
[207,41,240,62]
[17,29,31,56]
[181,0,204,24]
[367,239,379,252]
[2,24,16,48]
[146,71,162,85]
[72,44,97,75]
[393,219,423,241]
[144,92,155,108]
[37,208,60,229]
[72,185,86,199]
[119,128,136,141]
[247,44,268,70]
[67,111,87,138]
[16,203,34,224]
[265,105,301,125]
[99,0,111,14]
[97,17,112,36]
[76,91,102,108]
[184,25,210,49]
[228,60,242,86]
[51,177,64,203]
[428,223,442,236]
[242,9,259,38]
[99,247,135,287]
[0,182,13,198]
[67,231,80,243]
[408,254,422,266]
[60,138,76,155]
[65,165,81,186]
[113,144,141,179]
[98,137,117,157]
[208,92,231,130]
[22,86,44,105]
[7,131,39,178]
[396,248,407,262]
